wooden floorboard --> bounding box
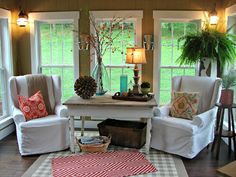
[0,132,235,177]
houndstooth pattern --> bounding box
[31,131,180,177]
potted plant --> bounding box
[141,81,151,96]
[177,25,236,77]
[220,70,236,105]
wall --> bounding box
[224,0,236,7]
[4,0,225,88]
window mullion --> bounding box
[62,24,64,65]
[50,24,53,66]
[171,23,174,66]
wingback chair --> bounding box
[151,76,222,159]
[9,74,70,156]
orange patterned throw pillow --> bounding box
[18,91,48,121]
[170,91,200,120]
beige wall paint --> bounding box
[1,0,227,88]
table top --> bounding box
[63,95,157,108]
[216,103,236,108]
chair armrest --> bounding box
[192,107,217,128]
[55,105,68,117]
[13,108,26,125]
[153,104,171,117]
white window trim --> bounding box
[0,8,13,117]
[225,5,236,133]
[29,11,80,80]
[89,10,143,90]
[153,10,206,104]
[0,8,14,140]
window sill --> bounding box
[0,116,13,131]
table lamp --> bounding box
[126,47,146,94]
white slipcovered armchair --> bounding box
[9,74,70,156]
[151,76,222,159]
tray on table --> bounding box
[112,93,154,102]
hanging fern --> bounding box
[177,28,236,74]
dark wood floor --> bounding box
[0,132,235,177]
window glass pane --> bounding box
[160,90,171,105]
[110,68,122,93]
[173,23,184,40]
[40,23,51,65]
[160,68,172,91]
[161,45,172,66]
[160,22,197,105]
[42,67,74,101]
[40,22,74,101]
[161,23,172,40]
[63,24,74,65]
[40,23,74,65]
[62,68,74,101]
[96,19,136,94]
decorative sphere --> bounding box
[74,76,97,99]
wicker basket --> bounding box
[76,136,111,153]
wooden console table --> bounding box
[63,95,157,154]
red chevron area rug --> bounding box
[51,150,157,177]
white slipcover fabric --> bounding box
[151,76,222,159]
[9,74,70,156]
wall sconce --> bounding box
[78,34,89,50]
[143,34,154,50]
[17,10,28,27]
[209,4,219,25]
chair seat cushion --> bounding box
[152,116,199,134]
[18,90,48,121]
[19,115,68,128]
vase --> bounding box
[220,89,234,106]
[92,62,110,96]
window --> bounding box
[29,12,79,101]
[159,22,197,104]
[226,5,236,126]
[153,11,205,105]
[0,9,13,120]
[90,11,143,93]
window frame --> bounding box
[0,8,13,120]
[153,10,206,104]
[225,4,236,127]
[89,11,143,93]
[29,11,80,81]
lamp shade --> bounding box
[126,47,146,64]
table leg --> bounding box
[70,116,75,153]
[81,116,85,136]
[230,108,236,159]
[216,108,224,160]
[228,108,232,154]
[211,107,222,152]
[145,118,151,154]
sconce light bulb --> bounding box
[210,15,219,25]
